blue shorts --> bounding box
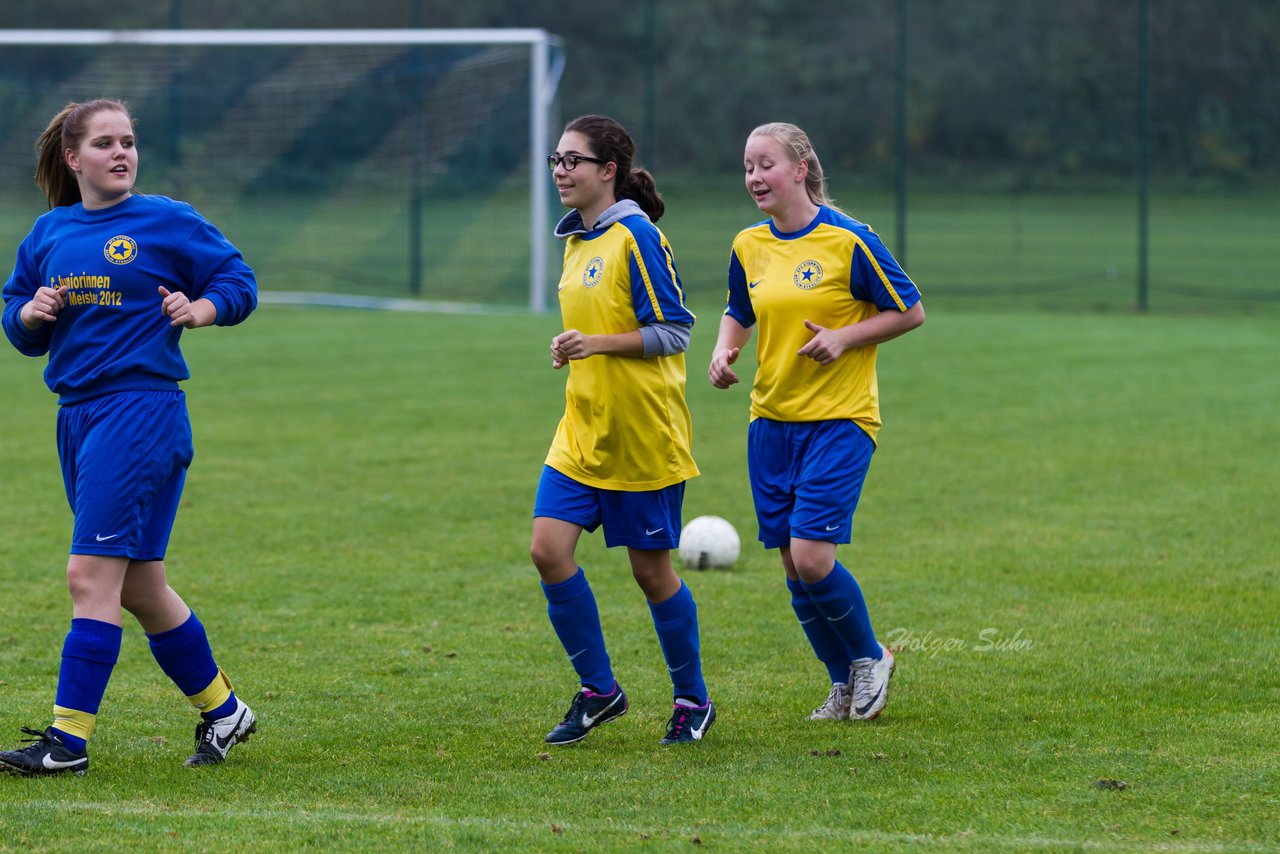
[534,465,685,550]
[56,390,194,561]
[747,418,874,549]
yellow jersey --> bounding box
[547,202,699,490]
[725,206,920,442]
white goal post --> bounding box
[0,29,565,313]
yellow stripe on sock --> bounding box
[52,706,96,741]
[186,668,233,712]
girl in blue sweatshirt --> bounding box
[1,99,258,775]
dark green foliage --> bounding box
[3,1,1278,182]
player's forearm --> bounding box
[715,314,753,352]
[586,329,646,358]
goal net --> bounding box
[0,29,564,312]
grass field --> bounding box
[0,301,1276,851]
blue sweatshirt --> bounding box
[2,194,257,404]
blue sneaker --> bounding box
[0,727,89,776]
[545,684,628,745]
[660,699,715,744]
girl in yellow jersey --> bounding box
[532,115,713,746]
[709,122,924,722]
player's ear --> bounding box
[795,159,808,183]
[64,147,80,173]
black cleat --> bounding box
[544,684,628,746]
[659,700,715,745]
[0,727,89,776]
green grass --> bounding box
[0,302,1276,851]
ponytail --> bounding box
[619,167,665,223]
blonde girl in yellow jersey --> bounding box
[709,122,924,722]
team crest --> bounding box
[104,235,137,265]
[794,260,823,289]
[582,256,605,288]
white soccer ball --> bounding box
[678,515,740,571]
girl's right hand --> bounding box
[708,346,741,389]
[20,285,69,329]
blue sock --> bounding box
[648,581,708,705]
[52,618,123,753]
[148,612,237,721]
[541,568,614,695]
[787,576,853,683]
[799,561,881,661]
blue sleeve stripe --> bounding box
[625,220,693,325]
[852,234,913,312]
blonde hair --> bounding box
[34,99,134,208]
[748,122,841,213]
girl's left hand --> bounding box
[159,286,217,328]
[797,319,847,366]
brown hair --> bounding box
[564,114,664,223]
[748,122,842,213]
[34,99,135,208]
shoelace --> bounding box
[194,719,218,746]
[665,708,690,738]
[815,684,848,715]
[17,726,49,745]
[559,692,588,725]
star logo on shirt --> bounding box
[104,235,138,265]
[582,256,605,288]
[793,260,823,289]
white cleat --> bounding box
[849,643,895,721]
[184,698,257,767]
[808,682,853,720]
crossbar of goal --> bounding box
[2,29,566,313]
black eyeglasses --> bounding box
[547,153,609,172]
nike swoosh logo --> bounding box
[748,280,763,288]
[855,685,886,717]
[645,527,664,536]
[824,524,841,531]
[668,662,690,673]
[95,533,120,542]
[212,710,249,752]
[42,753,88,770]
[568,648,587,661]
[690,707,713,739]
[581,692,624,728]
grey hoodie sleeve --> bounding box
[640,321,693,357]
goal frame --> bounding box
[0,28,566,313]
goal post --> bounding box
[0,29,565,313]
